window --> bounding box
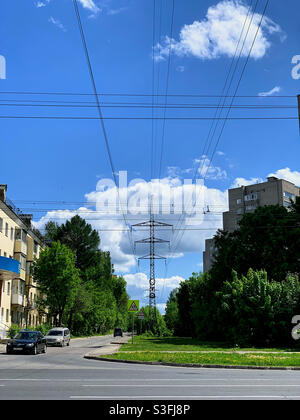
[284,201,292,208]
[6,309,9,322]
[284,191,295,200]
[15,228,21,240]
[237,199,242,205]
[10,227,13,241]
[20,255,26,271]
[1,308,3,319]
[34,241,38,254]
[5,223,8,237]
[244,193,258,201]
[2,282,4,293]
[22,230,27,244]
[0,217,3,233]
[236,208,243,214]
[7,282,10,295]
[246,205,257,211]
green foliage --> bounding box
[131,306,170,337]
[36,216,131,337]
[50,215,100,272]
[32,241,81,325]
[8,324,21,338]
[167,268,300,347]
[217,270,300,346]
[211,201,300,285]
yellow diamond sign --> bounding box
[127,300,139,313]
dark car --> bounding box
[6,330,47,355]
[113,328,123,337]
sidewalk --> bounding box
[84,334,132,358]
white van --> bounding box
[45,327,70,347]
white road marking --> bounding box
[82,384,300,387]
[70,395,300,399]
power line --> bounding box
[0,115,296,120]
[0,91,296,98]
[72,0,138,270]
[158,0,175,179]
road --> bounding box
[1,335,300,400]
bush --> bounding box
[8,324,21,338]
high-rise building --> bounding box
[203,176,300,273]
[0,184,46,338]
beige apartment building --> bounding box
[203,176,300,273]
[0,184,46,338]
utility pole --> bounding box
[133,197,172,330]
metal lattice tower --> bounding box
[133,198,172,327]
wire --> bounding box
[72,0,138,270]
[158,0,175,179]
[0,91,296,98]
[0,115,296,120]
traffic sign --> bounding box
[127,300,139,313]
[137,310,145,320]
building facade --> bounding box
[0,184,46,338]
[203,176,300,272]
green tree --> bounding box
[50,215,100,271]
[211,202,300,284]
[164,289,179,334]
[32,241,80,326]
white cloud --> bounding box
[35,1,50,7]
[268,168,300,187]
[107,7,127,16]
[176,65,185,73]
[124,273,185,291]
[48,16,67,32]
[258,86,281,97]
[154,0,283,62]
[194,156,227,180]
[33,172,228,274]
[230,176,264,188]
[78,0,100,15]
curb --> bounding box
[83,356,300,371]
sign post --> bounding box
[127,300,139,344]
[137,310,145,335]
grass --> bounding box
[118,336,298,353]
[102,336,300,368]
[104,351,300,367]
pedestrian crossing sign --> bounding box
[127,300,139,312]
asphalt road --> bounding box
[1,335,300,400]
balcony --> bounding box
[11,293,24,307]
[14,240,27,255]
[0,256,20,281]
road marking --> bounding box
[70,395,300,400]
[82,384,300,387]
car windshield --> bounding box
[15,332,37,340]
[47,331,63,336]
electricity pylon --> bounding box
[132,198,172,329]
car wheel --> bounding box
[32,345,38,355]
[42,345,47,354]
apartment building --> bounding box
[0,184,45,338]
[203,176,300,272]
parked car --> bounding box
[113,328,123,337]
[45,327,70,347]
[6,330,47,355]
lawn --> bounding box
[103,336,300,368]
[118,336,297,353]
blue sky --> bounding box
[1,0,299,312]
